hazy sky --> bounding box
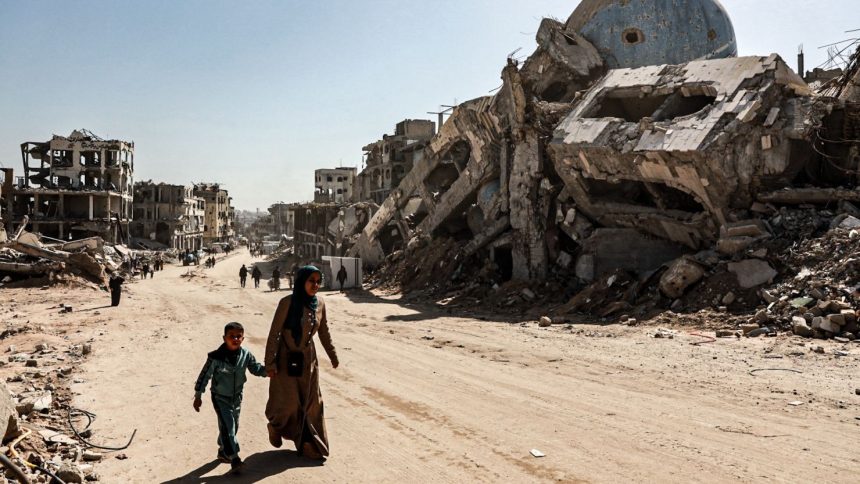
[0,1,856,210]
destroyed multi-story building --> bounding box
[348,0,860,294]
[293,202,376,261]
[129,181,205,250]
[10,129,134,244]
[314,168,356,204]
[247,202,298,241]
[193,183,235,245]
[354,119,436,204]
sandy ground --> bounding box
[7,247,856,482]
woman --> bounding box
[264,266,339,459]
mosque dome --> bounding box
[566,0,737,69]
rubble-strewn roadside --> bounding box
[0,285,134,483]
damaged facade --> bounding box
[193,183,235,245]
[130,181,205,250]
[11,130,134,244]
[293,202,375,261]
[354,119,436,205]
[347,0,860,333]
[314,167,356,203]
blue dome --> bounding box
[566,0,737,69]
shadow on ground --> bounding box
[160,450,324,483]
[340,287,519,325]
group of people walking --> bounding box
[194,265,338,473]
[239,264,297,291]
[238,264,265,288]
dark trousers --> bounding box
[212,393,242,459]
[240,276,246,288]
[110,288,121,306]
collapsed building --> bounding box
[130,181,205,250]
[349,0,860,334]
[9,129,134,244]
[293,202,376,261]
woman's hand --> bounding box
[267,368,278,378]
[331,359,339,369]
[193,397,202,412]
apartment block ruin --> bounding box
[348,0,860,298]
[292,202,376,261]
[314,168,356,204]
[354,119,436,204]
[193,183,235,245]
[130,181,205,250]
[9,129,134,244]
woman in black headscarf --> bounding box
[264,265,339,459]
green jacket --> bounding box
[194,344,266,399]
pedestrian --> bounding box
[141,262,150,280]
[336,264,348,292]
[108,272,124,307]
[264,266,339,459]
[239,264,248,288]
[271,267,281,292]
[252,266,262,289]
[194,322,267,474]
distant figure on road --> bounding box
[264,266,338,460]
[141,262,150,280]
[252,266,262,288]
[336,264,348,292]
[239,265,248,288]
[194,322,267,474]
[108,272,125,307]
[271,267,281,292]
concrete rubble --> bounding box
[0,303,114,483]
[343,2,860,341]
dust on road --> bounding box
[62,249,859,483]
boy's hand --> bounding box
[332,359,339,369]
[266,369,277,378]
[193,397,202,412]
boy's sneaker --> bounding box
[216,451,230,464]
[230,457,244,474]
[267,423,282,448]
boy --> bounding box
[194,322,267,473]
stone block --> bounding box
[792,316,814,337]
[659,258,705,299]
[728,259,777,288]
[827,313,846,327]
[819,318,841,333]
[717,236,755,255]
[0,382,19,442]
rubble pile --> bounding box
[350,2,860,338]
[0,232,127,289]
[0,312,112,482]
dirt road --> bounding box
[66,249,859,483]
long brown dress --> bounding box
[265,295,338,457]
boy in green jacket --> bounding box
[194,322,267,473]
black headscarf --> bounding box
[285,265,321,345]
